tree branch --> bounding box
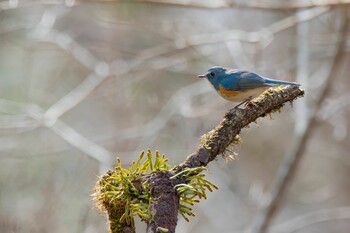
[174,85,304,173]
[145,171,181,233]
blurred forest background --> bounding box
[1,0,350,233]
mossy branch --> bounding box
[93,85,304,233]
[173,85,304,173]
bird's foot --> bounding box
[234,96,253,109]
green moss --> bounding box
[156,227,170,232]
[92,150,171,232]
[171,167,218,222]
[93,150,218,230]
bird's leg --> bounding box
[234,96,253,109]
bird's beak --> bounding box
[197,73,207,78]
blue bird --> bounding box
[198,67,299,107]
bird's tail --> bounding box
[264,77,300,86]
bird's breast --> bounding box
[217,85,269,102]
[218,84,240,97]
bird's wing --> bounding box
[235,71,272,90]
[220,71,272,91]
[220,75,240,91]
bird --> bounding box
[198,66,299,108]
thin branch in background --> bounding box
[186,7,330,48]
[30,28,111,125]
[134,81,210,151]
[271,206,350,233]
[43,71,110,126]
[226,40,254,70]
[250,10,349,233]
[0,0,74,11]
[48,120,113,165]
[0,115,39,129]
[318,93,350,121]
[0,99,113,166]
[124,0,350,10]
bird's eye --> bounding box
[210,72,215,77]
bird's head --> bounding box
[198,66,227,89]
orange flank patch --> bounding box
[219,84,239,97]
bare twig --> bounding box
[250,11,349,233]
